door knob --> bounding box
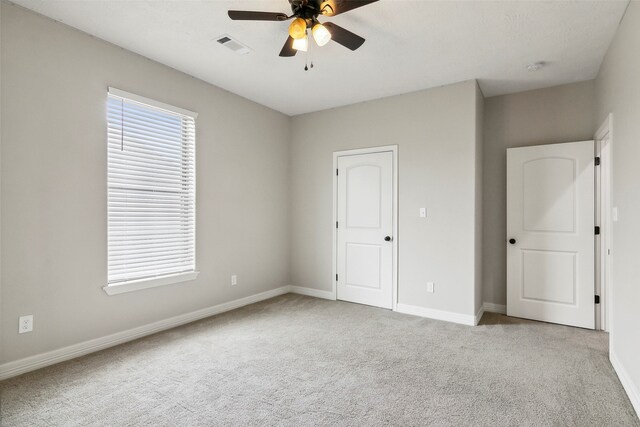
[384,236,392,242]
[509,238,516,245]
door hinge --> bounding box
[336,274,338,281]
[336,221,338,229]
[336,168,339,176]
[595,226,601,235]
[595,157,601,166]
[595,295,600,304]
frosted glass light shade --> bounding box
[289,18,307,39]
[292,36,308,52]
[312,23,332,47]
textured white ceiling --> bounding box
[11,0,628,116]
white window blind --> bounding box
[107,88,196,286]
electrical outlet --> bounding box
[231,275,237,286]
[19,315,33,334]
[427,282,434,293]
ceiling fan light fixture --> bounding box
[288,18,307,39]
[227,0,379,58]
[292,36,309,52]
[312,23,332,46]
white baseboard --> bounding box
[483,302,507,314]
[396,303,476,326]
[610,349,640,417]
[289,286,336,300]
[474,305,485,326]
[0,286,291,381]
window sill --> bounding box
[103,271,199,296]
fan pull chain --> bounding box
[304,33,314,71]
[305,35,309,70]
[305,56,314,71]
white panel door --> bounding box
[337,151,393,309]
[507,141,595,329]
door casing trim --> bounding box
[332,145,399,310]
[595,114,613,332]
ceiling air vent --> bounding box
[216,34,252,55]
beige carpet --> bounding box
[1,294,638,426]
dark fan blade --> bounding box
[323,22,365,51]
[228,11,288,21]
[320,0,379,17]
[279,36,297,57]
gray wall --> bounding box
[0,1,3,352]
[595,1,640,408]
[0,3,291,364]
[482,81,596,306]
[290,80,482,316]
[474,83,484,314]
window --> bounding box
[105,88,197,295]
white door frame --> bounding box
[595,114,613,332]
[332,145,399,310]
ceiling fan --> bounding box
[228,0,379,57]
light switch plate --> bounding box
[231,275,237,286]
[427,282,434,293]
[420,208,427,218]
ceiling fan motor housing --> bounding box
[290,0,326,24]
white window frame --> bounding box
[103,88,198,296]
